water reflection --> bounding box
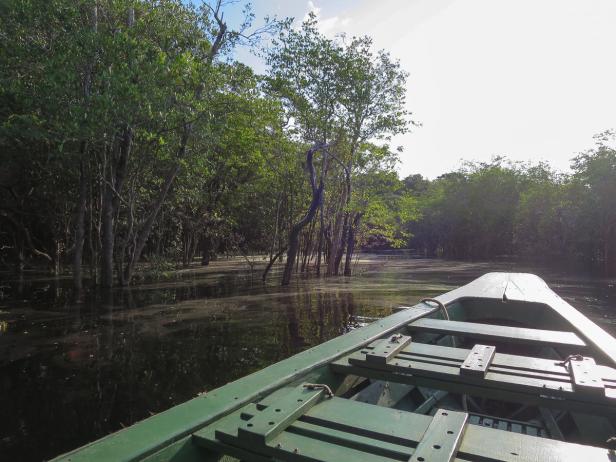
[0,257,614,461]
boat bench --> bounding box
[407,318,587,351]
[330,335,616,416]
[193,383,610,461]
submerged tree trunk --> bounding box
[122,162,180,284]
[344,213,361,276]
[100,128,132,287]
[73,154,87,293]
[262,246,287,283]
[73,5,96,291]
[282,143,328,286]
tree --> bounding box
[266,15,412,283]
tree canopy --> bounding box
[1,0,615,291]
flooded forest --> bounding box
[1,1,616,461]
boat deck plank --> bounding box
[331,341,616,415]
[194,395,611,461]
[407,318,587,349]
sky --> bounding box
[228,0,616,178]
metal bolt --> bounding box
[293,448,299,454]
[276,443,282,449]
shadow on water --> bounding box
[0,256,614,461]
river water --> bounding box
[0,257,615,461]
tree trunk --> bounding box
[73,154,87,293]
[100,183,114,288]
[334,168,352,274]
[262,246,287,283]
[100,128,132,287]
[123,162,180,284]
[282,144,327,286]
[344,213,361,276]
[74,4,96,292]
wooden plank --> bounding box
[408,318,586,348]
[501,273,616,367]
[350,340,616,393]
[364,335,412,365]
[235,385,324,445]
[195,396,612,462]
[331,355,616,416]
[409,409,467,462]
[568,357,605,396]
[539,408,563,440]
[460,344,495,377]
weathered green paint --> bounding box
[196,394,611,461]
[407,317,586,349]
[409,409,467,462]
[568,357,605,396]
[460,344,495,377]
[365,334,412,364]
[333,343,616,415]
[235,385,324,445]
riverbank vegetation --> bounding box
[406,131,616,276]
[1,0,615,289]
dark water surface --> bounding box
[0,257,615,461]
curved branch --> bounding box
[281,143,329,285]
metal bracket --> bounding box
[409,408,468,462]
[567,356,605,397]
[460,344,495,377]
[364,334,412,365]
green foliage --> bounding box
[405,133,616,275]
[2,0,613,284]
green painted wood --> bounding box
[460,344,495,377]
[539,408,563,440]
[365,334,412,365]
[462,423,607,461]
[414,390,447,414]
[348,351,608,404]
[350,340,616,399]
[236,385,324,445]
[407,318,586,348]
[409,409,467,462]
[332,357,616,416]
[495,273,616,366]
[195,395,611,461]
[203,399,421,461]
[332,342,616,415]
[568,357,605,396]
[51,304,437,461]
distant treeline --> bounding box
[404,133,616,276]
[1,1,614,289]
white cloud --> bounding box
[266,0,616,178]
[301,1,352,36]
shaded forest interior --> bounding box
[1,0,616,291]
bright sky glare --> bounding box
[232,0,616,178]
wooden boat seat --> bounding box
[407,318,587,350]
[330,336,616,416]
[193,384,610,461]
